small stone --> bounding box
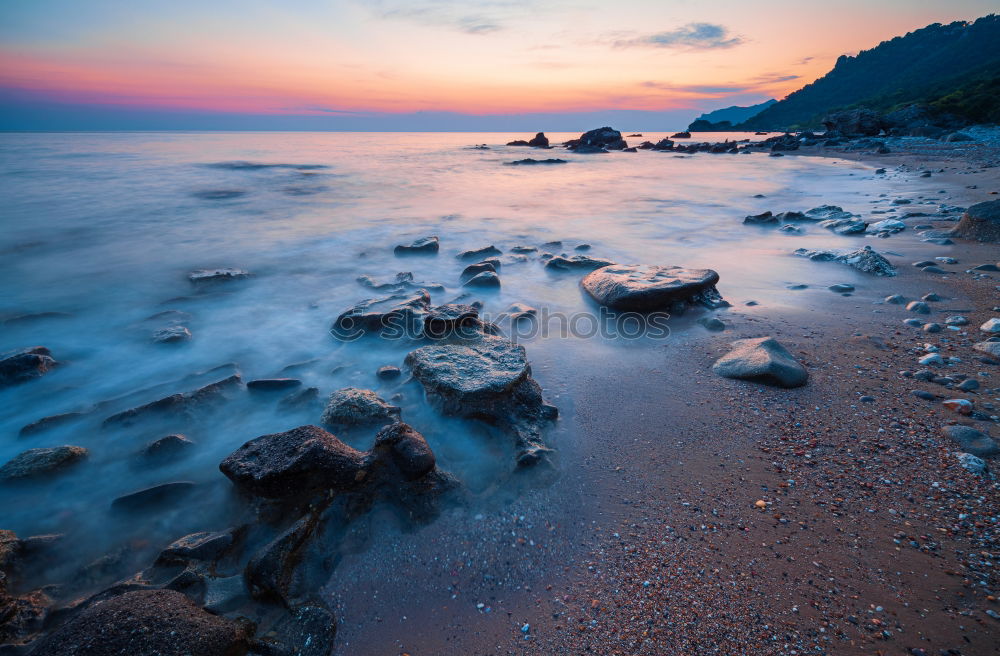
[828,284,854,293]
[958,378,980,392]
[956,452,987,475]
[143,434,194,460]
[921,293,941,302]
[981,318,1000,334]
[922,323,942,333]
[911,390,935,400]
[918,353,944,366]
[903,318,923,327]
[944,316,969,326]
[153,326,192,343]
[321,388,400,429]
[884,294,906,304]
[0,446,88,481]
[247,378,302,391]
[942,399,973,415]
[462,271,501,288]
[377,365,402,379]
[906,301,930,314]
[699,317,726,332]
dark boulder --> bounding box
[527,132,550,147]
[744,211,778,225]
[460,261,497,281]
[457,245,502,260]
[27,589,253,656]
[506,139,530,146]
[505,158,566,165]
[332,290,430,339]
[940,424,999,458]
[247,378,302,391]
[568,127,627,152]
[462,271,501,288]
[393,236,439,255]
[103,375,242,425]
[187,268,250,283]
[424,304,479,337]
[671,131,692,138]
[141,434,194,461]
[220,425,365,499]
[0,347,57,387]
[157,531,235,565]
[581,264,723,312]
[712,337,809,388]
[0,446,87,482]
[821,108,888,137]
[370,422,436,481]
[951,200,1000,242]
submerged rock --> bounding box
[744,211,778,225]
[102,375,243,425]
[0,346,57,387]
[152,326,192,343]
[320,388,400,429]
[393,236,440,255]
[370,422,436,481]
[357,272,444,293]
[142,434,194,461]
[0,446,88,482]
[457,245,502,260]
[951,200,1000,242]
[462,271,501,288]
[220,424,366,499]
[248,378,302,391]
[581,264,723,312]
[424,304,479,336]
[566,127,627,152]
[111,481,196,512]
[712,337,808,388]
[332,290,431,339]
[187,268,250,283]
[405,335,556,466]
[793,246,896,276]
[27,589,253,656]
[528,132,549,147]
[505,158,566,166]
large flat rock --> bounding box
[581,264,721,311]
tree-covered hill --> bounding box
[737,14,1000,131]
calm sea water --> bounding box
[0,131,915,584]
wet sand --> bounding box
[332,152,1000,655]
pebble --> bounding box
[828,284,854,293]
[981,318,1000,333]
[918,353,944,366]
[377,366,402,379]
[906,301,930,314]
[911,390,935,400]
[921,293,941,302]
[922,323,942,333]
[941,398,973,414]
[944,315,968,326]
[885,294,906,304]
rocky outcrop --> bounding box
[0,346,57,387]
[565,127,627,153]
[712,337,808,388]
[821,108,888,136]
[320,388,400,430]
[221,425,366,500]
[393,236,439,255]
[405,335,557,466]
[951,200,1000,242]
[508,132,549,147]
[27,589,253,656]
[545,255,615,271]
[0,446,87,482]
[581,264,724,312]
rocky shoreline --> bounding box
[2,128,999,655]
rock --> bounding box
[506,303,537,322]
[744,211,777,225]
[906,301,930,314]
[952,200,1000,242]
[202,574,248,614]
[0,446,87,482]
[460,261,498,282]
[972,263,999,271]
[671,131,691,138]
[804,205,854,221]
[712,337,808,388]
[698,317,726,331]
[819,217,867,235]
[19,412,84,437]
[921,293,941,302]
[103,375,242,425]
[153,326,192,343]
[904,318,923,327]
[266,604,337,656]
[956,452,987,475]
[828,284,854,293]
[567,127,627,152]
[0,346,57,387]
[394,236,439,255]
[943,132,973,142]
[958,378,980,392]
[922,323,942,333]
[188,268,250,283]
[506,139,530,146]
[545,255,615,271]
[376,365,401,379]
[157,531,234,564]
[981,318,1000,333]
[248,378,302,391]
[944,316,968,326]
[793,246,896,276]
[27,589,253,656]
[911,390,935,400]
[370,422,436,481]
[462,271,501,288]
[918,353,944,366]
[822,109,888,136]
[581,264,723,312]
[941,425,999,458]
[320,388,400,429]
[357,271,444,293]
[505,158,566,165]
[885,294,906,304]
[220,425,365,499]
[142,434,194,460]
[331,290,430,339]
[942,399,974,415]
[405,335,556,466]
[866,219,906,234]
[457,245,502,261]
[111,481,196,512]
[973,341,1000,358]
[424,303,480,337]
[528,132,549,147]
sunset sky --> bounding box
[0,0,996,130]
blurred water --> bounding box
[0,131,908,581]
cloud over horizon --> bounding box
[615,23,744,50]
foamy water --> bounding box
[0,131,930,581]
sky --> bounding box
[0,0,996,131]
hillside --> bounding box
[737,14,1000,131]
[693,99,776,126]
